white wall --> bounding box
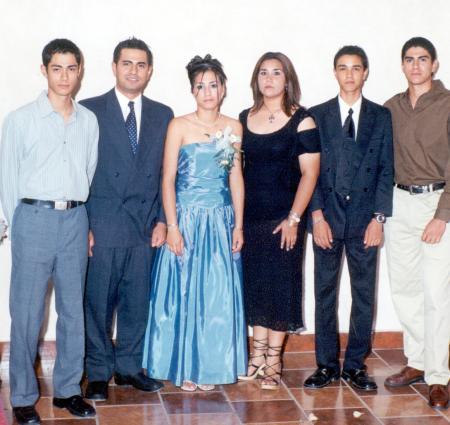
[0,0,449,340]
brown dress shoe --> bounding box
[429,384,449,410]
[384,366,424,387]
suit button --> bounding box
[115,172,120,177]
[122,200,126,204]
[147,173,152,178]
[345,195,351,201]
[141,199,146,204]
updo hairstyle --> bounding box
[186,54,227,100]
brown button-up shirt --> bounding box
[385,80,450,221]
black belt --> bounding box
[21,198,84,210]
[395,182,445,194]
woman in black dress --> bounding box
[239,52,320,389]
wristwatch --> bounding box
[373,213,386,224]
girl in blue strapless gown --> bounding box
[142,55,247,391]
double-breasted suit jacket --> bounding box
[81,89,173,380]
[308,96,393,372]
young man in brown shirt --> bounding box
[384,37,450,410]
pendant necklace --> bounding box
[195,111,221,128]
[263,104,282,123]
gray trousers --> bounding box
[9,202,88,407]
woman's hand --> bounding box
[166,226,184,256]
[232,228,244,253]
[273,219,298,251]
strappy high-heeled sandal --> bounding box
[238,337,267,381]
[260,345,283,390]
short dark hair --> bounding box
[250,52,301,117]
[42,39,81,67]
[334,45,369,70]
[113,37,153,65]
[401,37,437,62]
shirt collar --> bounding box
[338,95,362,114]
[114,87,142,113]
[37,90,78,118]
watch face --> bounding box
[376,214,386,223]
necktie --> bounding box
[126,101,138,155]
[342,108,355,140]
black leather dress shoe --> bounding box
[342,368,377,391]
[304,367,341,388]
[53,395,96,417]
[85,381,108,401]
[13,406,41,424]
[114,372,164,392]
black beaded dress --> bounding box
[239,107,321,332]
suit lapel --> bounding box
[105,90,135,165]
[135,98,161,169]
[354,98,375,165]
[325,97,342,153]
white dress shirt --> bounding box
[338,95,362,139]
[115,87,142,141]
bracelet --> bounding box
[313,217,324,225]
[167,223,178,230]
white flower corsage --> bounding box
[211,126,242,172]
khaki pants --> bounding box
[385,187,450,385]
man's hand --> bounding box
[422,218,446,244]
[364,219,383,249]
[151,222,167,248]
[88,230,95,257]
[313,219,333,249]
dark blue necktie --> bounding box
[343,108,355,140]
[126,101,138,155]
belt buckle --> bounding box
[408,185,415,195]
[54,201,68,210]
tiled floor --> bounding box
[1,347,449,424]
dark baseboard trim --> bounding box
[0,332,404,362]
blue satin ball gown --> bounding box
[143,130,247,386]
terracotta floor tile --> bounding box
[96,404,167,425]
[374,349,407,366]
[303,408,380,425]
[168,413,241,425]
[41,420,96,425]
[282,352,317,369]
[381,417,450,425]
[353,375,416,396]
[162,392,231,415]
[291,386,362,410]
[95,385,160,406]
[223,380,290,401]
[233,400,303,423]
[364,358,395,376]
[363,394,439,417]
[282,369,343,389]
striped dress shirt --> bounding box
[0,91,99,226]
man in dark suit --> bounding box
[81,38,173,400]
[304,46,393,391]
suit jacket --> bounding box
[309,96,393,239]
[80,89,173,247]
